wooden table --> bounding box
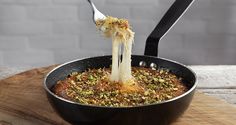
[0,65,235,125]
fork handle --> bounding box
[87,0,96,23]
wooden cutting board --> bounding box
[0,66,235,125]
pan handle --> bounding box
[144,0,194,57]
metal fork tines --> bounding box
[87,0,106,23]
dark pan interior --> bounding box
[45,55,196,93]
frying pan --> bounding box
[44,0,197,125]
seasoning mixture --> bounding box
[95,16,133,42]
[53,67,187,107]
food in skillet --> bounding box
[53,67,187,107]
[53,16,188,107]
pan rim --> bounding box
[43,55,197,109]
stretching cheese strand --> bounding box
[96,16,135,85]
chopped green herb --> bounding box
[53,67,187,107]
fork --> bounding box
[87,0,106,23]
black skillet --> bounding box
[44,0,196,125]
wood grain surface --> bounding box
[0,66,235,125]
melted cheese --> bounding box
[96,16,135,85]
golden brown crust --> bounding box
[53,67,188,107]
